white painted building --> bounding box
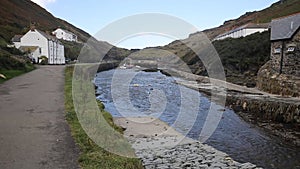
[213,23,270,41]
[12,29,65,64]
[52,28,77,42]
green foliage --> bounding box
[0,52,35,83]
[64,66,143,169]
[39,55,48,65]
[256,0,300,23]
[213,31,271,86]
[62,40,83,61]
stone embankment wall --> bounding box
[226,93,300,124]
[257,61,300,97]
[164,68,300,128]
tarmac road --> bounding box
[0,66,79,169]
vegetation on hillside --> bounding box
[213,31,271,86]
[203,0,300,39]
[64,66,143,169]
[0,0,132,63]
[159,31,271,87]
[61,41,84,61]
[0,47,35,83]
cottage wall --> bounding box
[270,41,282,72]
[270,30,300,76]
[282,30,300,76]
[20,30,49,61]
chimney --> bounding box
[291,21,294,30]
[30,23,36,31]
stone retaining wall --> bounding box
[226,94,300,124]
[257,61,300,97]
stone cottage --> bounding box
[257,13,300,96]
[270,13,300,76]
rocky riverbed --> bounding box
[95,68,300,169]
[114,117,262,169]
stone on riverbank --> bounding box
[114,117,262,169]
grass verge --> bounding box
[0,64,35,83]
[64,66,143,169]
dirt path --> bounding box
[0,66,79,169]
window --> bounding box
[287,47,295,52]
[39,48,42,54]
[274,48,281,54]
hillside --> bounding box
[0,0,90,44]
[202,0,300,40]
[155,0,300,86]
[0,0,131,61]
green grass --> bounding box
[0,64,35,83]
[64,66,143,169]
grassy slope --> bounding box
[212,31,271,86]
[0,49,35,83]
[64,66,143,169]
[203,0,300,39]
[159,0,300,86]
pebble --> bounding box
[129,136,263,169]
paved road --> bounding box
[0,66,79,169]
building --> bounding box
[257,13,300,97]
[11,35,23,48]
[270,13,300,76]
[213,23,270,41]
[52,28,77,42]
[12,29,65,64]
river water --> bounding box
[94,69,300,169]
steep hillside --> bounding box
[154,0,300,86]
[202,0,300,40]
[0,0,131,62]
[0,0,90,44]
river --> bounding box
[94,68,300,169]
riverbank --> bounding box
[64,66,143,169]
[114,117,262,169]
[166,68,300,146]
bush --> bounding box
[39,55,48,65]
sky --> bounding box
[31,0,278,49]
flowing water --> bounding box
[95,69,300,169]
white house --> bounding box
[12,29,65,65]
[52,28,77,42]
[213,23,270,41]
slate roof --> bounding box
[271,13,300,41]
[35,29,58,41]
[11,35,23,42]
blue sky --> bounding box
[32,0,278,49]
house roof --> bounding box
[35,29,60,42]
[11,35,23,42]
[271,13,300,41]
